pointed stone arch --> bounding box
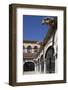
[45,46,55,73]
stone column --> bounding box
[43,48,46,73]
[25,48,27,53]
[40,63,41,73]
[55,56,57,73]
[35,63,37,73]
[44,61,46,73]
[32,48,34,53]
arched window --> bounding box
[27,45,32,53]
[34,46,38,52]
[45,46,54,58]
[23,46,25,53]
[45,46,55,73]
[23,62,35,71]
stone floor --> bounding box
[23,71,42,75]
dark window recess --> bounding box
[34,46,38,52]
[27,46,32,53]
[40,55,44,73]
[45,46,55,73]
[23,62,35,71]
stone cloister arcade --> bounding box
[23,17,58,74]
